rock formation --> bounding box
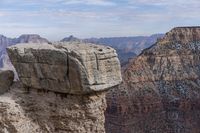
[0,70,14,94]
[105,27,200,133]
[2,42,122,132]
[7,42,121,94]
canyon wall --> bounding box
[106,27,200,133]
[0,42,122,133]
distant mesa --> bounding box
[15,34,49,43]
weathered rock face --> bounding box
[7,42,122,94]
[106,27,200,133]
[4,42,121,133]
[0,70,14,94]
[0,84,108,133]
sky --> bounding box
[0,0,200,40]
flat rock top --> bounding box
[9,42,116,55]
[55,42,115,54]
[8,43,61,53]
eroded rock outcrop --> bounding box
[0,70,14,94]
[7,42,121,94]
[2,42,121,133]
[106,27,200,133]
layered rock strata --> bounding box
[4,42,121,132]
[106,27,200,133]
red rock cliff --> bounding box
[160,27,200,44]
[106,27,200,133]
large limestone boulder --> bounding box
[7,42,122,94]
[0,70,14,94]
[5,41,122,133]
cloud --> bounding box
[63,0,116,6]
[1,0,200,40]
[0,12,6,17]
[0,0,116,6]
[129,0,200,8]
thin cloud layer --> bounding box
[63,0,116,6]
[0,0,200,40]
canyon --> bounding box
[105,27,200,133]
[0,27,200,133]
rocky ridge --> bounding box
[106,27,200,133]
[0,42,122,133]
